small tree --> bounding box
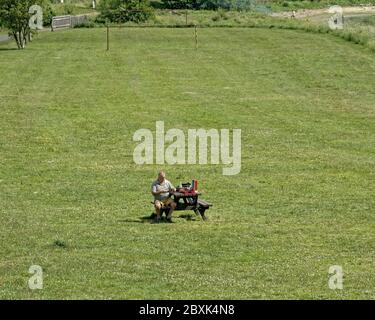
[0,0,33,49]
[98,0,154,24]
[0,0,53,49]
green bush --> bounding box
[98,0,154,24]
[63,3,75,15]
[160,0,190,9]
[74,20,96,28]
[37,0,55,26]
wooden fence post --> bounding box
[106,25,110,51]
[194,25,198,50]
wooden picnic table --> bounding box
[169,190,211,220]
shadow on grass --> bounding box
[176,213,199,221]
[0,47,18,51]
[118,212,201,224]
[117,213,157,224]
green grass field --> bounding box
[0,27,374,299]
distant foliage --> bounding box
[41,0,55,25]
[63,3,76,15]
[160,0,268,10]
[97,0,154,23]
[161,0,208,9]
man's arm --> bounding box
[152,189,169,195]
[151,184,169,195]
[168,181,176,193]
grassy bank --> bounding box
[72,9,375,52]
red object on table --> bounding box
[175,188,198,196]
[193,180,199,191]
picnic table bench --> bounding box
[155,190,212,221]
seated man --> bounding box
[151,171,177,223]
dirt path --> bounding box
[271,5,375,18]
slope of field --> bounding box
[0,28,374,299]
